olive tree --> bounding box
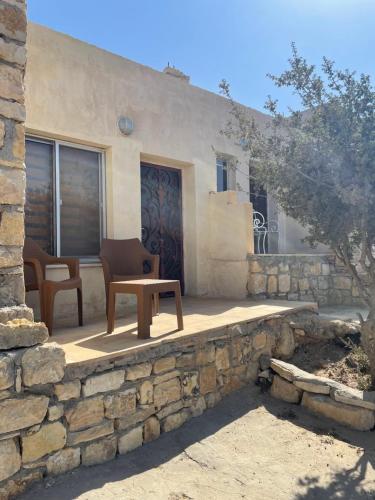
[221,44,375,386]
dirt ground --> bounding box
[20,387,375,500]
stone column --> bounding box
[0,0,31,321]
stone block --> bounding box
[299,278,310,292]
[0,355,13,390]
[265,265,278,275]
[205,391,222,408]
[0,245,22,268]
[65,397,104,432]
[0,60,23,103]
[115,405,155,431]
[0,37,26,65]
[0,469,42,499]
[0,318,48,349]
[126,363,152,381]
[82,370,125,397]
[199,365,216,394]
[54,380,81,401]
[0,2,26,42]
[0,438,20,481]
[153,369,180,385]
[143,416,160,443]
[11,121,24,160]
[196,345,215,365]
[333,276,352,290]
[318,276,329,290]
[47,404,64,422]
[267,275,278,294]
[332,387,375,411]
[156,400,183,420]
[82,436,117,466]
[153,356,176,374]
[0,395,48,434]
[321,263,330,276]
[249,259,263,273]
[302,392,375,431]
[274,324,295,360]
[270,358,307,382]
[68,420,114,445]
[278,274,291,293]
[176,353,195,368]
[190,396,206,417]
[248,274,267,294]
[118,426,143,454]
[154,378,181,408]
[253,332,267,350]
[0,166,24,204]
[215,347,230,371]
[279,262,290,273]
[46,447,80,476]
[138,380,153,405]
[182,372,199,397]
[22,343,65,387]
[22,422,67,463]
[0,98,25,122]
[162,410,189,432]
[294,377,331,395]
[104,389,136,418]
[270,375,302,404]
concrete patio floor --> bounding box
[49,297,316,365]
[20,386,375,500]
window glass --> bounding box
[60,145,101,257]
[25,140,54,254]
[216,158,228,192]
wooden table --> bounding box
[106,279,183,339]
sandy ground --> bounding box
[20,387,375,500]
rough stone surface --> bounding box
[0,319,48,350]
[0,354,13,390]
[0,210,24,245]
[274,324,295,360]
[154,378,181,408]
[199,365,216,394]
[22,343,65,386]
[118,426,143,454]
[65,397,104,432]
[0,61,23,102]
[82,370,125,397]
[82,436,117,466]
[302,392,375,431]
[0,395,48,433]
[333,387,375,411]
[138,380,153,405]
[46,447,80,476]
[0,37,26,65]
[215,347,230,371]
[162,410,189,432]
[22,422,67,463]
[54,379,81,401]
[68,420,114,446]
[0,166,25,205]
[270,375,302,404]
[270,358,306,382]
[116,406,155,431]
[104,389,136,418]
[196,345,215,365]
[143,416,160,443]
[0,98,25,122]
[153,356,176,374]
[0,438,20,481]
[47,404,64,421]
[126,363,152,381]
[182,371,199,397]
[0,2,27,42]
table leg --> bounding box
[137,291,151,339]
[107,285,116,334]
[174,283,184,331]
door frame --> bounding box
[140,161,185,294]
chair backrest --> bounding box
[23,238,51,286]
[99,238,146,276]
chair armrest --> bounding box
[23,257,44,288]
[48,257,80,279]
[100,257,112,291]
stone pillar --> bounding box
[0,0,31,320]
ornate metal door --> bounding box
[141,163,184,293]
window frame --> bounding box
[26,135,107,261]
[216,157,228,192]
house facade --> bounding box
[24,23,318,322]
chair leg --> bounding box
[153,293,160,315]
[77,287,83,327]
[43,288,56,336]
[174,284,183,331]
[39,290,45,323]
[137,291,151,339]
[107,286,116,334]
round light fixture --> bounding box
[118,116,134,136]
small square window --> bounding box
[216,158,228,192]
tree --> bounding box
[221,44,375,387]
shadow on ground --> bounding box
[20,386,375,500]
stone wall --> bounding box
[0,307,315,497]
[248,254,363,306]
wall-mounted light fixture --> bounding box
[118,116,134,136]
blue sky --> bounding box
[28,0,375,113]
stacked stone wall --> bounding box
[248,254,363,306]
[0,308,315,497]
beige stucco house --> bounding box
[24,23,316,322]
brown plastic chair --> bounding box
[99,238,160,316]
[23,238,83,335]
